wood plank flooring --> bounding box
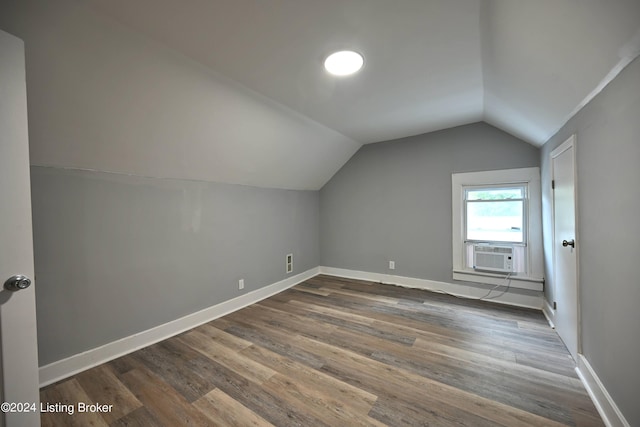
[40,275,604,426]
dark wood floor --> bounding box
[41,275,603,426]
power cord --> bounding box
[428,271,513,302]
[478,271,512,300]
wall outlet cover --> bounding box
[286,253,293,274]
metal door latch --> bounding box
[4,275,32,291]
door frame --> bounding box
[550,134,581,356]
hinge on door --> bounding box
[551,180,555,190]
[553,301,557,310]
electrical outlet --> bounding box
[286,253,293,274]
[238,279,244,290]
[389,261,395,270]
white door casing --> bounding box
[551,135,579,361]
[0,30,41,427]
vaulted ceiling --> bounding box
[85,0,640,146]
[2,0,640,190]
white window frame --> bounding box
[452,167,544,291]
[464,184,527,245]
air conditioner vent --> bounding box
[473,245,513,273]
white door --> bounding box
[551,135,579,361]
[0,30,41,427]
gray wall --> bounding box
[31,167,319,365]
[0,0,358,191]
[1,0,327,368]
[540,57,640,426]
[320,122,540,283]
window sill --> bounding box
[452,270,543,292]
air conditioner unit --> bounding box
[473,245,513,273]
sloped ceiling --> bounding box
[85,0,640,146]
[2,0,640,190]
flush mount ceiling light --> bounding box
[324,50,364,76]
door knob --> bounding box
[562,239,575,248]
[4,275,32,291]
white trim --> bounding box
[38,265,546,387]
[576,354,630,427]
[452,271,543,291]
[39,267,320,387]
[550,134,575,158]
[550,134,581,358]
[545,41,640,144]
[451,167,544,287]
[319,266,542,309]
[542,299,556,329]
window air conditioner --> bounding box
[473,245,513,273]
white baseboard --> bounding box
[576,354,630,427]
[319,267,543,310]
[542,299,556,328]
[39,267,320,387]
[39,265,544,387]
[43,266,630,426]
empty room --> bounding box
[1,0,639,426]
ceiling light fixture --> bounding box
[324,50,364,76]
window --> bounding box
[465,186,525,243]
[452,168,543,291]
